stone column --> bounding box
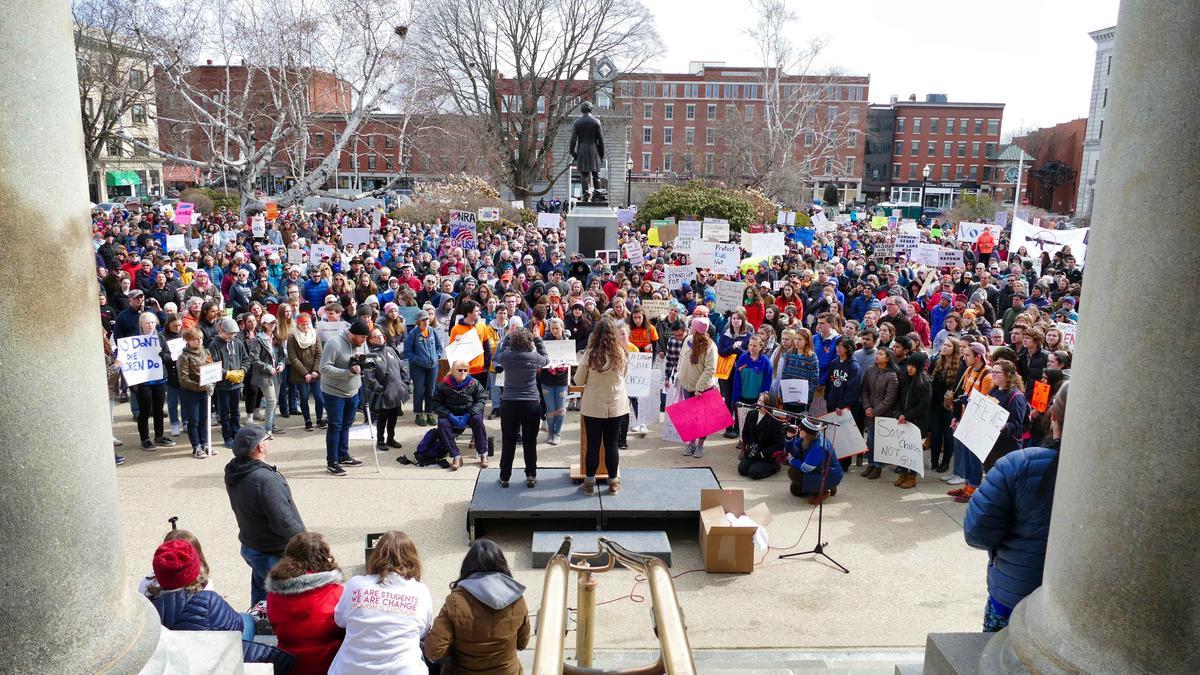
[0,4,161,673]
[982,1,1200,672]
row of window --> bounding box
[888,162,990,182]
[83,98,150,125]
[104,137,150,158]
[630,101,862,125]
[895,116,1000,136]
[634,125,860,150]
[639,152,857,176]
[895,140,997,158]
[619,80,867,102]
[313,133,397,150]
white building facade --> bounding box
[1076,25,1117,217]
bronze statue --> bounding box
[569,102,605,202]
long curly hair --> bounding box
[584,316,627,373]
[268,531,340,581]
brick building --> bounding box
[1012,118,1086,214]
[886,95,1005,209]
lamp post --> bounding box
[626,156,633,206]
[921,163,932,218]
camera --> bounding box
[350,352,381,370]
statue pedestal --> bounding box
[566,205,619,261]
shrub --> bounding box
[179,188,214,214]
[635,181,759,231]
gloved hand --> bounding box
[225,369,245,384]
[449,413,468,428]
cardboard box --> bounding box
[698,489,773,574]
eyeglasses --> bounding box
[454,369,469,373]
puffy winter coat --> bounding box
[152,588,296,669]
[423,572,531,675]
[431,376,488,418]
[963,444,1059,610]
[363,344,412,410]
[266,570,345,675]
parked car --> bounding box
[93,202,128,216]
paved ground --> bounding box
[114,403,988,655]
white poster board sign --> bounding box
[641,299,671,320]
[714,280,744,314]
[1009,217,1090,266]
[713,244,741,275]
[702,218,730,242]
[166,234,187,252]
[544,340,578,368]
[166,337,186,361]
[444,328,484,365]
[478,207,500,222]
[662,386,682,443]
[873,417,925,476]
[818,408,867,458]
[537,212,561,230]
[342,227,370,248]
[912,243,941,267]
[625,352,654,398]
[938,248,964,268]
[677,220,702,239]
[895,233,920,255]
[674,234,697,255]
[780,379,810,405]
[116,335,164,386]
[251,215,266,237]
[624,241,645,266]
[776,210,796,226]
[288,248,306,264]
[690,240,716,270]
[957,222,1003,243]
[1056,323,1077,350]
[199,362,223,387]
[954,389,1009,462]
[749,232,785,257]
[664,265,695,290]
[311,244,335,261]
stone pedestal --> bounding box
[977,1,1200,673]
[566,205,619,261]
[0,3,162,672]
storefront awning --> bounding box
[105,170,141,186]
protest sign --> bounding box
[625,352,654,398]
[891,209,902,219]
[166,337,185,361]
[1031,380,1051,413]
[445,328,484,364]
[994,211,1009,228]
[912,243,941,267]
[895,233,920,254]
[664,265,695,290]
[635,366,664,428]
[870,215,887,229]
[678,220,702,238]
[647,228,661,246]
[478,207,500,222]
[874,417,925,475]
[316,320,348,344]
[544,340,578,368]
[616,208,635,225]
[776,210,796,226]
[252,215,266,237]
[311,243,334,261]
[596,250,620,266]
[265,202,278,220]
[116,335,164,386]
[1009,217,1090,266]
[702,218,730,242]
[899,220,920,235]
[690,240,716,270]
[173,202,194,226]
[1056,323,1077,350]
[748,223,765,233]
[166,234,187,252]
[957,222,1003,243]
[938,248,964,268]
[780,379,809,405]
[449,210,478,249]
[666,387,734,442]
[199,362,223,387]
[397,306,421,324]
[536,212,560,229]
[714,280,743,313]
[792,228,814,247]
[641,299,670,320]
[342,227,370,248]
[954,389,1009,462]
[749,232,785,257]
[712,244,740,275]
[624,241,645,266]
[370,210,383,231]
[662,386,683,443]
[872,243,895,259]
[674,234,698,255]
[288,247,305,264]
[818,408,867,458]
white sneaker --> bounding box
[252,410,265,422]
[940,473,957,482]
[681,443,695,456]
[547,434,560,446]
[113,436,124,447]
[206,446,218,457]
[192,447,207,459]
[946,475,966,485]
[637,425,648,434]
[171,423,181,437]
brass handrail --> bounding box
[531,537,697,675]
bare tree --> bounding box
[414,0,661,205]
[122,0,429,212]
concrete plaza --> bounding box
[114,404,988,661]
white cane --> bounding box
[364,400,380,474]
[205,391,212,454]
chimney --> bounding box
[908,93,916,101]
[889,94,898,105]
[206,59,213,66]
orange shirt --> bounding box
[449,321,490,375]
[628,325,658,352]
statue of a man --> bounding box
[570,102,605,202]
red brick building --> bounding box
[886,97,1005,209]
[1012,118,1086,214]
[614,63,869,203]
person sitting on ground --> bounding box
[266,532,346,675]
[431,359,490,471]
[146,539,294,669]
[423,539,531,674]
[330,531,432,674]
[138,528,213,597]
[784,417,843,505]
[738,392,788,480]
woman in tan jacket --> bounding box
[675,317,718,459]
[423,539,530,674]
[287,312,325,431]
[573,316,629,495]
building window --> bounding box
[958,119,968,134]
[684,83,699,98]
[1102,88,1108,107]
[845,156,856,175]
[704,153,714,175]
[129,69,145,88]
[707,104,717,120]
[663,83,676,98]
[686,104,695,120]
[893,162,901,179]
[641,152,651,171]
[316,133,325,148]
[685,127,694,145]
[956,165,965,180]
[957,142,966,157]
[946,118,955,135]
[1098,120,1104,140]
[826,158,834,174]
[643,103,653,118]
[973,118,983,134]
[987,119,999,136]
[927,141,936,156]
[367,156,377,170]
[896,117,906,133]
[969,165,978,180]
[663,154,672,172]
[641,81,654,97]
[912,117,922,134]
[706,128,714,145]
[986,142,997,157]
[664,127,673,144]
[133,138,147,156]
[848,130,857,148]
[106,137,122,157]
[929,117,939,134]
[1106,55,1112,75]
[642,127,652,143]
[664,103,673,120]
[705,83,718,98]
[849,107,860,124]
[970,142,980,158]
[910,140,919,156]
[683,155,694,174]
[366,135,376,148]
[744,105,754,122]
[908,163,917,180]
[941,163,950,180]
[385,158,394,171]
[131,104,146,124]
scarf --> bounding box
[443,374,472,389]
[293,325,316,349]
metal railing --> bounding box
[531,537,697,675]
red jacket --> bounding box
[266,571,345,675]
[744,301,766,329]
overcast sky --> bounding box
[640,0,1120,137]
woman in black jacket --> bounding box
[363,328,411,452]
[894,352,932,489]
[928,337,965,473]
[738,393,788,480]
[493,328,549,488]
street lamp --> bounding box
[921,164,932,215]
[626,156,633,206]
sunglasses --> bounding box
[454,368,469,373]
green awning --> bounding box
[105,170,141,186]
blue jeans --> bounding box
[165,385,182,426]
[541,384,567,435]
[488,371,503,411]
[214,388,242,444]
[180,389,209,449]
[411,365,436,414]
[295,380,325,423]
[324,391,359,465]
[240,613,256,641]
[239,545,280,608]
[952,438,983,486]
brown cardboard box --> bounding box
[698,488,773,574]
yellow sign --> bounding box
[647,227,661,246]
[871,216,888,229]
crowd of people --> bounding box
[97,189,1081,641]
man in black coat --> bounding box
[569,102,605,201]
[224,424,305,608]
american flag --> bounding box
[450,225,476,249]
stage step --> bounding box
[517,648,925,673]
[532,530,672,569]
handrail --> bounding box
[531,536,697,675]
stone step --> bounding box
[517,648,925,674]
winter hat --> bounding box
[349,317,372,336]
[690,317,710,334]
[940,292,952,302]
[232,424,268,458]
[218,317,239,334]
[153,540,201,591]
[508,315,525,329]
[902,352,928,370]
[799,417,824,434]
[383,302,399,315]
[415,310,430,322]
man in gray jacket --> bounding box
[319,317,370,475]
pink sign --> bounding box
[665,388,734,442]
[174,202,194,225]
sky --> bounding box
[639,0,1120,137]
